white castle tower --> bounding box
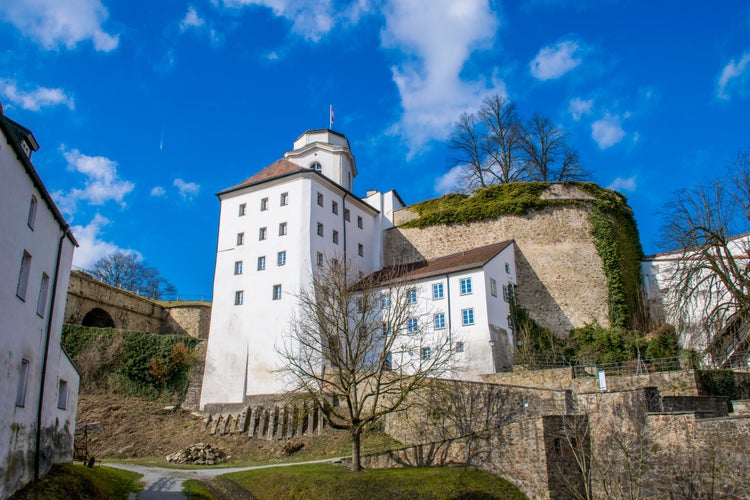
[200,130,403,408]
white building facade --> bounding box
[0,111,79,498]
[200,130,519,409]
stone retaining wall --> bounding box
[385,205,609,335]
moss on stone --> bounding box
[400,182,644,328]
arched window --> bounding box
[27,196,37,229]
[310,162,322,172]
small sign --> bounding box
[598,370,607,391]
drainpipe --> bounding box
[341,192,348,264]
[35,225,70,479]
[444,274,452,346]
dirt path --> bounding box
[108,457,346,499]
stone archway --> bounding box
[81,307,116,328]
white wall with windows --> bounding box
[201,131,393,407]
[0,114,79,498]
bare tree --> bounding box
[278,258,455,471]
[88,251,177,300]
[478,95,525,184]
[448,112,489,190]
[659,151,750,363]
[520,113,589,182]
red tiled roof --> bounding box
[222,158,305,193]
[363,240,514,287]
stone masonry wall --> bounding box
[385,205,609,335]
[161,304,212,339]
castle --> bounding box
[199,129,638,409]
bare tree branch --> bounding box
[88,251,177,300]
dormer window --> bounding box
[20,140,31,158]
[310,162,322,172]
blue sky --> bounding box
[2,0,750,299]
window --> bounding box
[237,233,244,246]
[234,261,243,275]
[421,347,431,360]
[456,342,465,353]
[407,288,417,304]
[505,262,511,274]
[385,353,392,370]
[317,223,324,237]
[16,359,29,407]
[503,285,510,302]
[462,308,475,326]
[460,278,472,295]
[357,216,363,229]
[235,290,244,305]
[278,251,287,266]
[382,323,393,336]
[260,197,268,211]
[317,192,324,206]
[432,283,444,300]
[332,230,339,244]
[280,192,289,206]
[332,201,338,215]
[358,243,364,257]
[57,379,68,410]
[381,294,391,308]
[344,209,350,221]
[279,222,287,236]
[434,313,446,330]
[407,318,418,333]
[490,278,497,297]
[317,252,324,267]
[273,284,282,300]
[507,314,514,331]
[28,196,37,229]
[36,273,49,317]
[16,251,31,301]
[239,203,246,216]
[311,161,322,172]
[257,256,266,270]
[259,227,267,240]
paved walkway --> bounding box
[108,457,346,499]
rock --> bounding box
[165,443,227,465]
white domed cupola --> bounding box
[285,129,357,191]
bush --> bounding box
[62,324,200,400]
[644,324,680,360]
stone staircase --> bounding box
[181,341,207,411]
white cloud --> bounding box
[716,51,750,100]
[180,6,205,31]
[71,214,139,269]
[381,0,503,153]
[591,114,625,149]
[608,175,637,193]
[56,148,134,215]
[218,0,372,42]
[150,186,166,197]
[0,79,74,111]
[434,165,465,195]
[530,39,583,80]
[568,97,592,121]
[173,178,200,199]
[0,0,119,52]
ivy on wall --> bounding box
[62,324,200,400]
[399,182,644,329]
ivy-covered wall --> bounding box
[385,182,644,333]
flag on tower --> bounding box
[329,105,334,129]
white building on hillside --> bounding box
[0,110,79,498]
[200,129,518,409]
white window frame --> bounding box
[421,347,431,360]
[272,284,282,300]
[358,243,364,257]
[16,359,29,407]
[462,308,475,326]
[237,232,244,246]
[257,256,266,271]
[490,278,497,297]
[234,261,243,275]
[317,192,324,207]
[239,203,247,216]
[505,262,511,274]
[261,197,269,211]
[57,379,68,410]
[235,290,244,305]
[344,208,350,221]
[460,278,472,295]
[280,192,289,206]
[317,252,324,267]
[277,251,287,266]
[434,313,446,330]
[259,227,267,240]
[332,201,338,215]
[279,222,287,236]
[332,230,339,244]
[432,283,444,300]
[407,288,417,304]
[407,318,418,333]
[357,216,363,229]
[317,223,324,237]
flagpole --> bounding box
[329,105,334,130]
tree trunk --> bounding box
[350,430,362,472]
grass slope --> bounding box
[222,463,527,500]
[10,464,141,500]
